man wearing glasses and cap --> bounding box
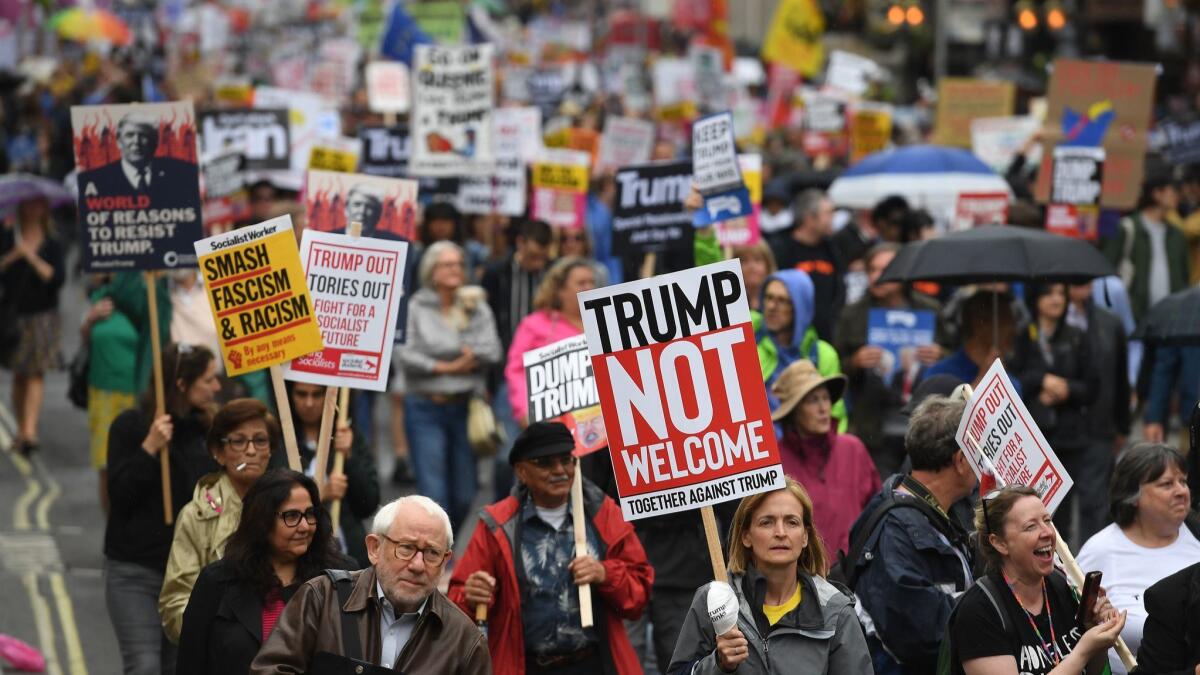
[449,421,653,675]
[251,495,491,674]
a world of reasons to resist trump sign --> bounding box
[524,335,607,456]
[72,101,204,272]
[579,260,785,520]
[284,230,408,391]
[955,358,1074,513]
[194,215,324,376]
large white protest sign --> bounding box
[283,230,409,391]
[457,107,539,216]
[955,359,1073,513]
[580,260,785,520]
[692,111,743,195]
[524,335,607,455]
[365,61,411,114]
[410,44,495,177]
[598,116,655,171]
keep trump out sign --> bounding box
[580,260,785,520]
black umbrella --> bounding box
[1134,287,1200,344]
[876,225,1116,285]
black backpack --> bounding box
[829,489,957,590]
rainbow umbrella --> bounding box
[47,8,132,46]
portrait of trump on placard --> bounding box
[71,101,203,272]
[304,169,419,242]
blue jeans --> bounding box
[104,558,176,675]
[405,394,476,529]
[491,380,522,501]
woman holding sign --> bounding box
[399,241,501,528]
[668,478,872,674]
[105,343,220,675]
[947,486,1127,675]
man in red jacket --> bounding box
[449,422,653,675]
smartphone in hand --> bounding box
[1076,571,1103,627]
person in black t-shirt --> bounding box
[950,486,1126,675]
[770,189,845,341]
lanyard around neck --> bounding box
[1002,573,1062,666]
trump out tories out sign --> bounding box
[579,260,784,520]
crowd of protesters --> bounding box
[5,4,1200,675]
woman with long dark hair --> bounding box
[104,343,220,675]
[177,469,342,675]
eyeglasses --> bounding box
[173,342,193,376]
[527,453,577,470]
[980,488,1007,536]
[378,533,448,566]
[223,435,271,452]
[279,507,318,527]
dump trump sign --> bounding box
[579,260,785,520]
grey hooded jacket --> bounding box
[667,570,873,675]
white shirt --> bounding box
[121,159,152,189]
[534,502,569,531]
[1076,523,1200,674]
[376,581,426,669]
[1142,217,1172,306]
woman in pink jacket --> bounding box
[505,257,596,426]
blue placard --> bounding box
[693,186,752,227]
[867,309,936,384]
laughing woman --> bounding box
[949,486,1127,675]
[668,478,872,674]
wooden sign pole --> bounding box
[313,386,337,489]
[329,387,350,533]
[571,469,594,628]
[700,505,728,581]
[146,272,173,525]
[269,365,303,471]
[640,252,657,280]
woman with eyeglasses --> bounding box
[176,469,342,675]
[948,486,1127,675]
[158,398,278,645]
[104,342,220,675]
[668,477,872,674]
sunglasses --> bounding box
[980,487,1013,536]
[528,453,577,470]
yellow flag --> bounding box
[762,0,826,78]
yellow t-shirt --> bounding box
[762,585,802,626]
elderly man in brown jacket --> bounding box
[250,495,491,674]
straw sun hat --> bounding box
[770,360,847,423]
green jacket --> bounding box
[752,311,847,430]
[96,272,172,394]
[1102,213,1190,322]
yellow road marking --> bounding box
[13,469,40,531]
[50,573,88,675]
[36,467,61,530]
[23,573,64,675]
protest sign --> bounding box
[254,86,342,177]
[579,259,785,520]
[523,335,607,455]
[691,44,728,113]
[1050,146,1105,206]
[826,50,881,97]
[358,125,411,178]
[952,192,1009,231]
[410,44,495,177]
[530,151,590,229]
[201,148,248,233]
[612,160,695,257]
[955,359,1073,513]
[200,109,291,171]
[1152,119,1200,164]
[692,112,751,227]
[713,154,762,248]
[72,101,204,272]
[365,61,411,114]
[284,230,409,391]
[598,116,655,171]
[933,78,1015,148]
[1045,203,1102,241]
[761,0,825,78]
[308,136,363,173]
[971,116,1042,173]
[1034,59,1157,209]
[309,39,361,106]
[193,215,324,377]
[867,309,936,384]
[850,105,893,162]
[652,58,698,122]
[457,108,538,216]
[305,169,419,242]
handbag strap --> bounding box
[324,569,362,662]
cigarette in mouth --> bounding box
[236,462,247,471]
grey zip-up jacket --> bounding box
[398,286,501,397]
[667,570,873,675]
